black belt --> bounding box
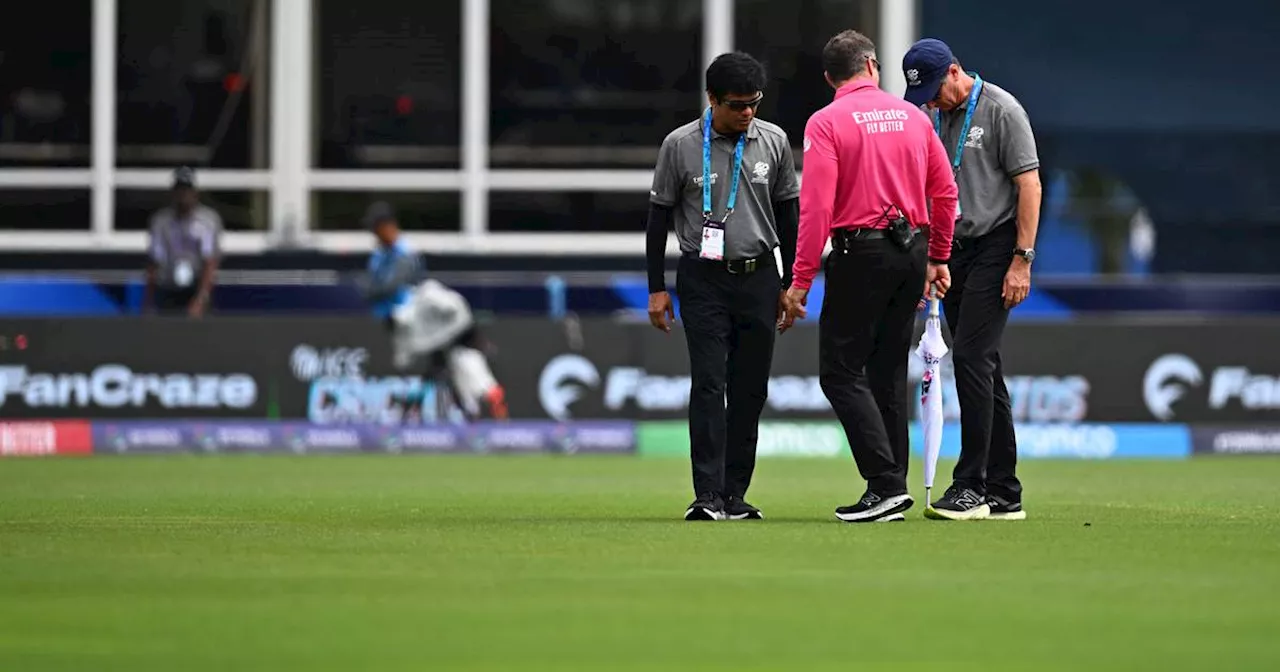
[953,219,1014,250]
[830,226,925,251]
[683,251,772,275]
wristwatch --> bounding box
[1014,247,1036,264]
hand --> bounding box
[779,287,808,333]
[187,296,207,318]
[647,291,675,332]
[926,263,952,300]
[775,292,789,333]
[1003,260,1031,309]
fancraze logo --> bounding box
[537,354,828,420]
[1143,353,1280,420]
[0,365,257,410]
[540,353,1092,421]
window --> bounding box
[117,0,269,169]
[315,0,462,169]
[0,191,90,230]
[0,1,91,168]
[312,192,461,231]
[735,0,878,161]
[490,0,702,168]
[115,189,270,232]
[488,191,647,233]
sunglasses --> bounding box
[719,94,764,111]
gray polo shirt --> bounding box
[932,80,1038,239]
[147,205,222,289]
[650,117,800,259]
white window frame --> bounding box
[0,0,913,255]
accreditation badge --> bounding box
[172,258,195,288]
[699,219,725,261]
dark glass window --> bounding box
[490,0,702,168]
[0,1,91,168]
[115,189,269,232]
[489,191,647,233]
[117,0,270,169]
[735,0,878,163]
[312,192,461,231]
[315,0,462,169]
[0,190,89,230]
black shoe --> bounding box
[834,491,913,523]
[986,493,1026,521]
[684,493,724,521]
[924,485,990,521]
[724,496,763,520]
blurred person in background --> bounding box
[781,30,956,523]
[902,38,1041,521]
[646,52,800,522]
[361,202,507,421]
[361,201,421,326]
[143,166,222,317]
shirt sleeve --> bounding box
[146,213,164,264]
[773,198,798,288]
[997,101,1039,177]
[201,209,223,259]
[771,134,800,202]
[924,128,959,262]
[649,134,682,207]
[792,114,838,291]
[645,204,674,292]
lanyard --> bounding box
[933,73,983,175]
[702,106,746,222]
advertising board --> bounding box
[2,317,1277,426]
[637,421,1191,459]
[0,318,467,423]
[88,420,635,455]
[492,318,1280,424]
[1190,426,1280,455]
[0,420,93,456]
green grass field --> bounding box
[2,455,1279,671]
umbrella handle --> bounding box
[927,286,940,317]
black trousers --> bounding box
[819,234,927,496]
[676,254,779,499]
[155,287,198,314]
[942,221,1021,501]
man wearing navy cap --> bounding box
[143,166,223,316]
[361,201,422,325]
[902,38,1042,521]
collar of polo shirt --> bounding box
[709,119,760,141]
[834,79,879,100]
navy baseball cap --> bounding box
[362,201,397,230]
[902,38,955,106]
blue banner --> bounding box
[90,420,637,456]
[910,422,1191,460]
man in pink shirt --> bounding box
[779,30,958,523]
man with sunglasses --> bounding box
[646,51,800,521]
[902,38,1041,521]
[780,30,957,523]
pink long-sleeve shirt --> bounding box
[791,79,958,291]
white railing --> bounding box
[0,0,914,255]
